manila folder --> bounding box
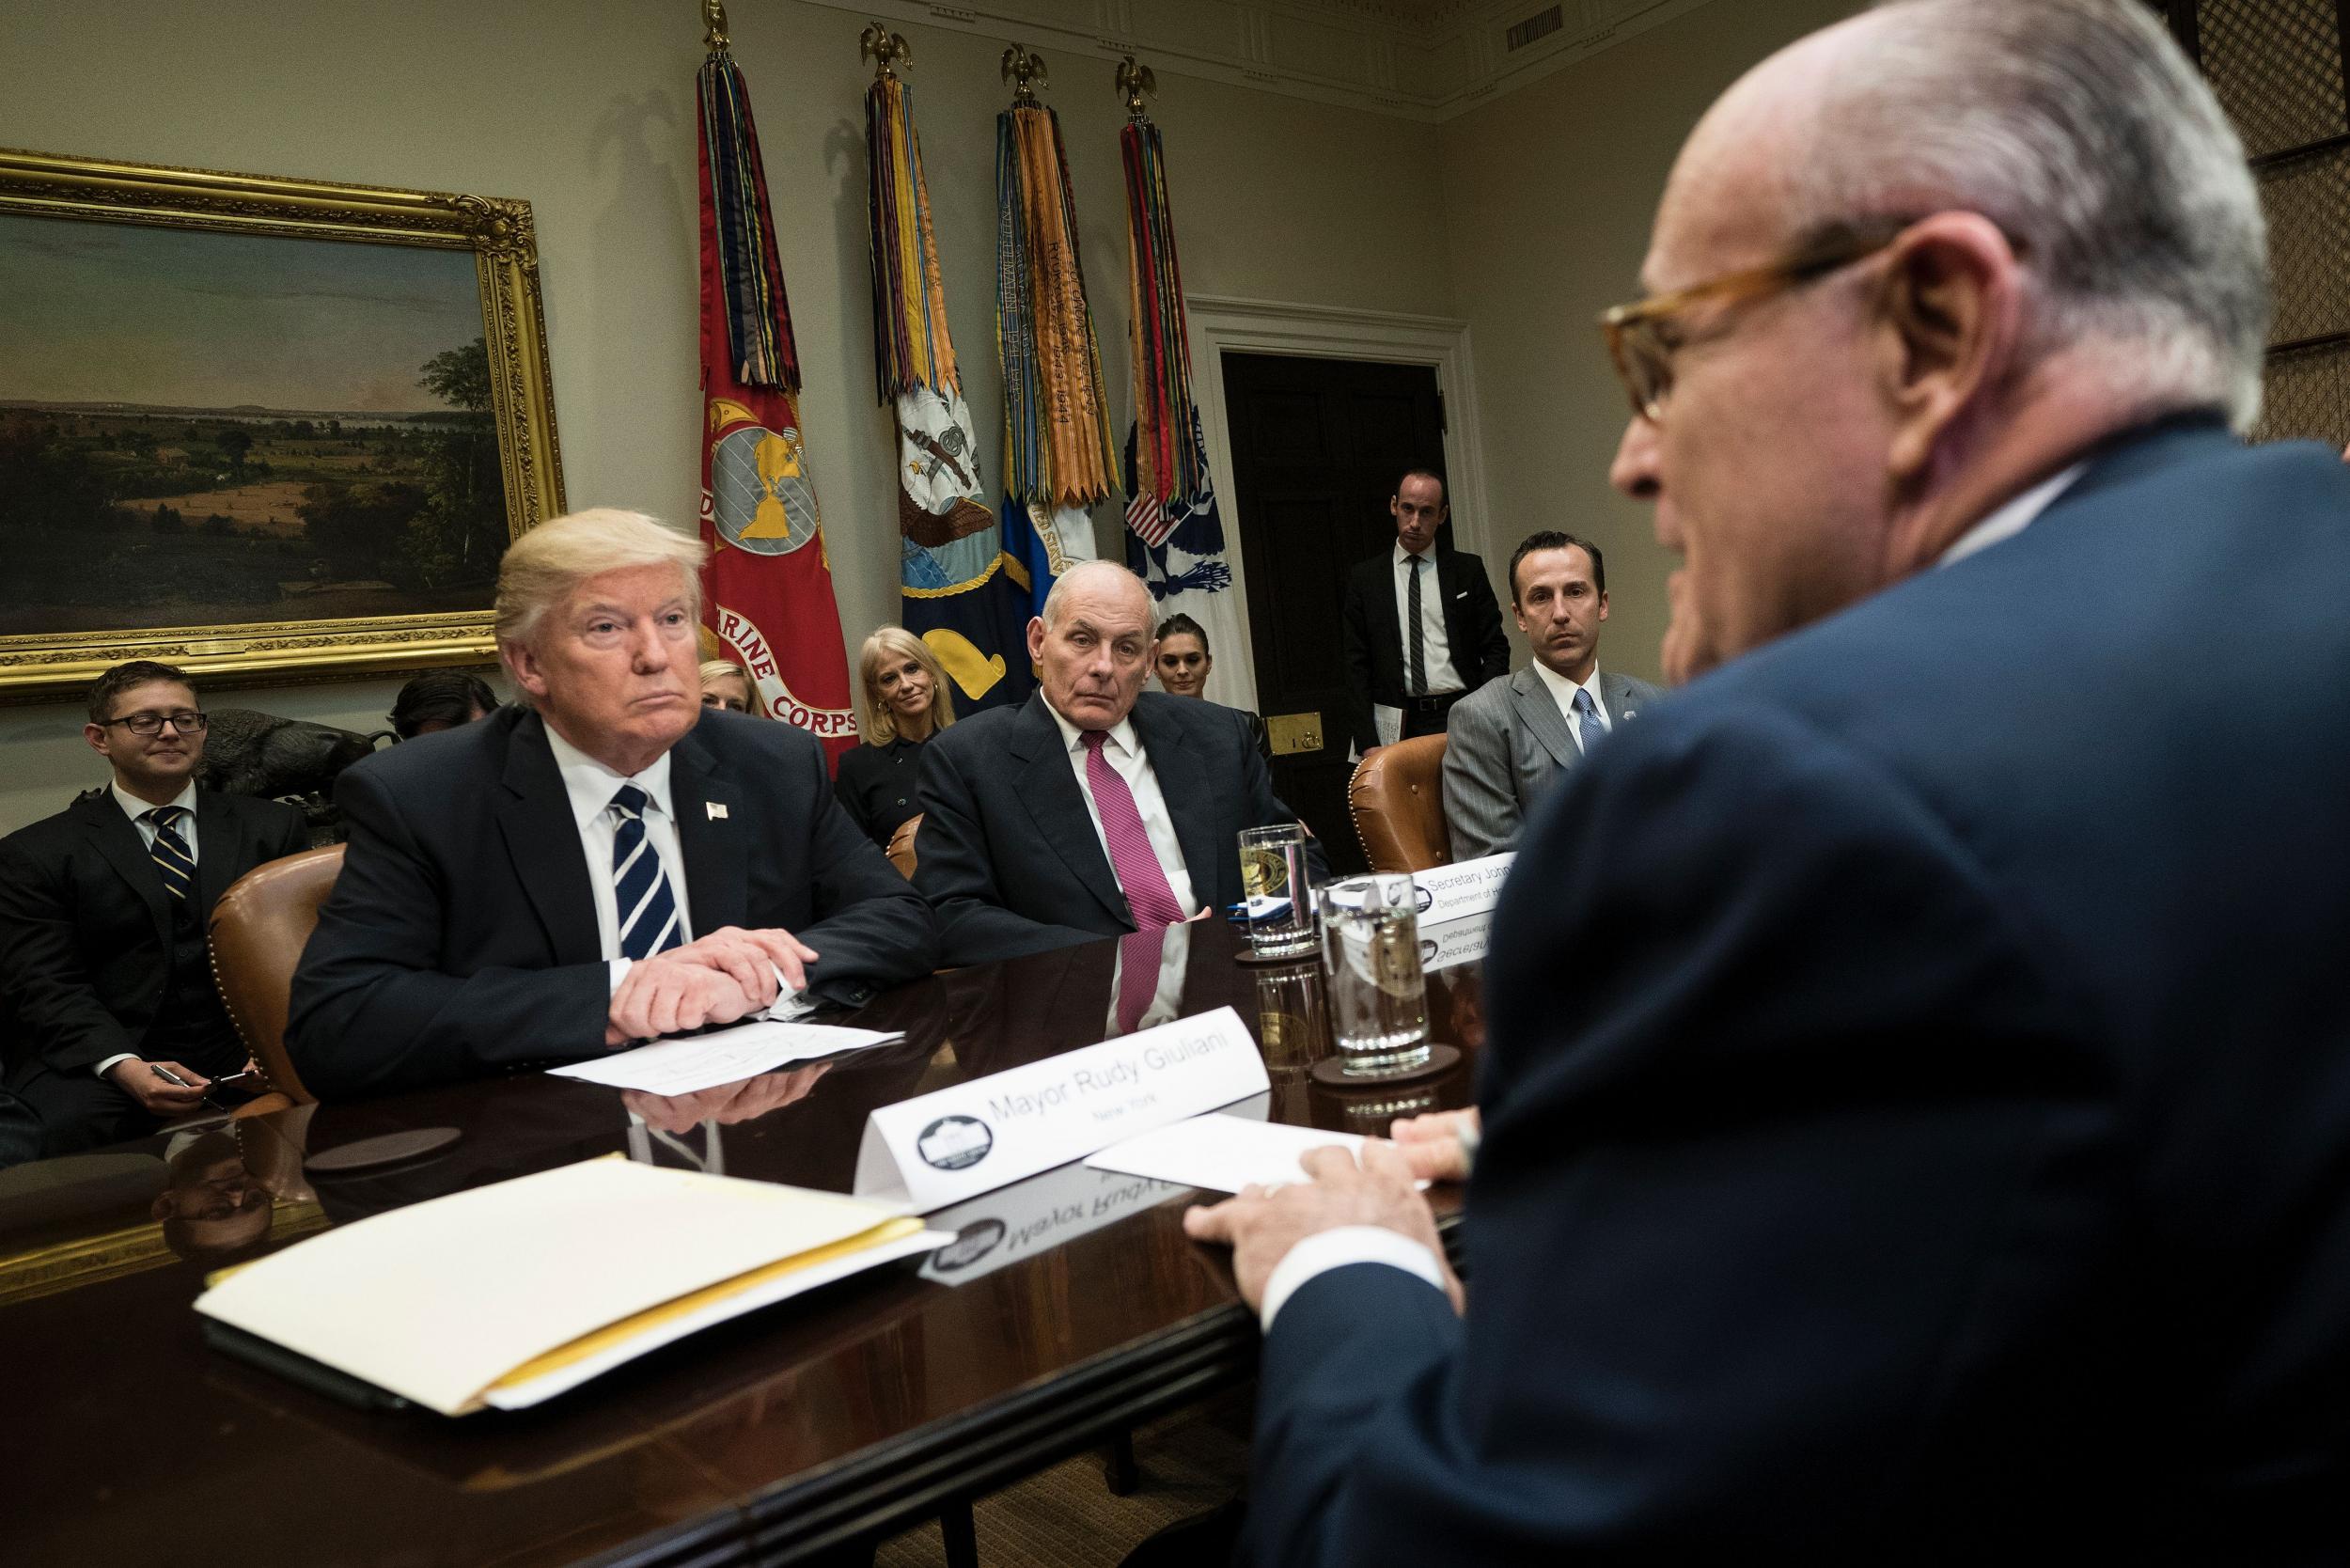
[196,1157,937,1416]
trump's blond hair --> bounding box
[494,509,707,650]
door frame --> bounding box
[1186,294,1491,715]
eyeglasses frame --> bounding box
[1598,220,1922,423]
[98,710,210,737]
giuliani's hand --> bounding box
[606,951,763,1043]
[1388,1106,1481,1184]
[1182,1141,1461,1314]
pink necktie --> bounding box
[1080,729,1188,929]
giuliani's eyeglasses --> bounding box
[102,710,209,737]
[1599,222,1911,423]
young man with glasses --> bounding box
[0,661,307,1157]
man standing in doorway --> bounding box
[1340,469,1510,756]
[1442,530,1661,859]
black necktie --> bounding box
[1406,555,1427,698]
[144,806,195,902]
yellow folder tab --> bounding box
[195,1159,947,1416]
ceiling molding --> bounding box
[807,0,1718,123]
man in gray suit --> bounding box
[1442,531,1661,859]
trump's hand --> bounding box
[622,1061,832,1132]
[1388,1106,1480,1184]
[605,951,762,1044]
[1183,1141,1462,1315]
[665,925,822,999]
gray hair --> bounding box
[494,508,707,648]
[1791,0,2267,430]
[1039,559,1153,631]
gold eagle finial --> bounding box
[701,0,728,52]
[1002,43,1048,106]
[1116,56,1156,122]
[860,21,911,79]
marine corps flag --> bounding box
[697,10,857,762]
[1117,82,1252,708]
[865,38,1034,713]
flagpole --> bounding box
[863,18,1037,712]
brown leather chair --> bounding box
[208,844,344,1105]
[885,813,922,880]
[1347,733,1453,874]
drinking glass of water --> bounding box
[1237,823,1320,960]
[1317,873,1431,1075]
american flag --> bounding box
[1126,486,1179,549]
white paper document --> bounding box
[1086,1112,1413,1195]
[196,1158,948,1417]
[550,1017,901,1096]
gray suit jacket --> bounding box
[1442,666,1662,860]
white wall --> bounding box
[0,0,1454,830]
[1434,0,1859,680]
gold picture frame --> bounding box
[0,148,565,699]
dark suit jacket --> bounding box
[0,788,307,1076]
[1340,547,1512,751]
[1246,417,2350,1562]
[288,706,937,1098]
[913,691,1325,965]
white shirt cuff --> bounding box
[1260,1225,1447,1332]
[607,958,633,994]
[93,1052,138,1079]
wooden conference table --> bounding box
[0,917,1489,1567]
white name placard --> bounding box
[854,1005,1270,1212]
[1410,852,1514,925]
[918,1162,1184,1285]
[1418,910,1493,972]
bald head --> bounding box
[1612,0,2264,688]
[1041,559,1153,631]
[1029,562,1158,729]
[1665,0,2264,424]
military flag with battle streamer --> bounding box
[995,45,1112,618]
[1116,65,1252,709]
[696,7,857,763]
[863,28,1035,713]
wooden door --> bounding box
[1221,352,1449,874]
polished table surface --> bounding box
[0,918,1487,1568]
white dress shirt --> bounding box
[1391,543,1463,695]
[1262,461,2094,1327]
[1937,463,2084,566]
[94,781,200,1078]
[1044,699,1202,918]
[1530,661,1611,753]
[1104,921,1191,1038]
[542,726,694,985]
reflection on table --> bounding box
[0,917,1488,1567]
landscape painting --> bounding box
[0,148,563,698]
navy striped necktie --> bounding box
[143,806,195,902]
[609,785,683,959]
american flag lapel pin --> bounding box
[707,802,729,821]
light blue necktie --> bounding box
[609,785,683,959]
[1572,686,1606,754]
